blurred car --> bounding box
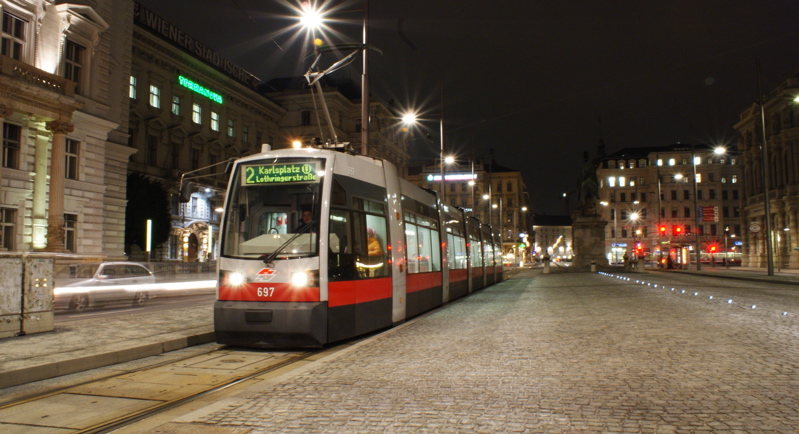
[54,262,156,311]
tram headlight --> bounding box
[223,271,246,287]
[290,271,315,287]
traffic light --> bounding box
[635,242,643,254]
[672,225,682,236]
[709,245,717,253]
[659,225,666,235]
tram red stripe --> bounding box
[406,272,442,293]
[449,268,468,283]
[218,283,319,302]
[471,267,484,277]
[329,277,392,307]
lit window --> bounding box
[63,40,85,94]
[2,122,21,169]
[149,85,160,108]
[731,175,738,184]
[1,207,16,250]
[65,139,79,180]
[608,177,616,187]
[192,103,202,124]
[1,12,26,60]
[657,159,662,166]
[629,180,635,187]
[211,111,219,131]
[129,76,137,99]
[668,158,675,166]
[619,176,626,187]
[64,213,77,252]
[730,158,736,165]
[696,173,702,183]
[172,95,180,115]
[227,119,234,137]
[720,157,726,164]
[694,156,701,165]
[721,177,726,183]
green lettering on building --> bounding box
[178,75,223,104]
[243,162,319,185]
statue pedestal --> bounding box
[571,214,608,269]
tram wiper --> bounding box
[259,222,315,265]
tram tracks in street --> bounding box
[0,345,326,433]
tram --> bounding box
[214,145,503,348]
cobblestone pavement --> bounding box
[174,271,799,433]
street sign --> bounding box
[699,206,719,222]
[749,222,761,233]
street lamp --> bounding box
[402,110,447,202]
[600,201,617,263]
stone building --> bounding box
[0,0,134,258]
[596,144,743,267]
[734,71,799,269]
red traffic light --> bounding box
[659,225,666,233]
[709,246,717,252]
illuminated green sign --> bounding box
[178,76,223,104]
[243,162,319,185]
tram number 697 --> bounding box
[257,287,275,297]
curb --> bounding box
[0,331,216,389]
[646,269,799,287]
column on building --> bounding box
[31,122,51,249]
[44,120,74,252]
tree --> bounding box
[125,173,172,255]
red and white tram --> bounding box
[214,146,503,348]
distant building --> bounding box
[406,159,530,261]
[596,144,743,266]
[734,72,799,269]
[531,215,572,261]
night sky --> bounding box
[136,0,799,214]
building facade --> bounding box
[531,215,572,262]
[596,144,744,267]
[0,0,134,258]
[130,3,285,262]
[734,72,799,269]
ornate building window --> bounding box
[211,111,219,131]
[171,95,180,115]
[64,213,77,252]
[65,139,79,180]
[63,40,85,94]
[1,12,26,60]
[0,208,16,250]
[2,122,21,169]
[192,103,202,124]
[129,76,137,99]
[149,85,160,108]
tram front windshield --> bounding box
[222,158,324,258]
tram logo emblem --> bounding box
[254,268,277,282]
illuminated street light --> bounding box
[402,108,447,202]
[299,3,324,29]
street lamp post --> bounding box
[600,201,616,263]
[401,111,447,201]
[691,143,701,271]
[724,226,730,269]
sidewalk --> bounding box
[647,264,799,286]
[0,274,217,389]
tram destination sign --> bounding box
[243,162,319,185]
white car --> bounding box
[54,262,156,311]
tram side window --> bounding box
[447,232,467,269]
[470,235,483,267]
[329,203,389,281]
[353,212,389,278]
[404,213,441,274]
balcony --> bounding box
[0,55,76,96]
